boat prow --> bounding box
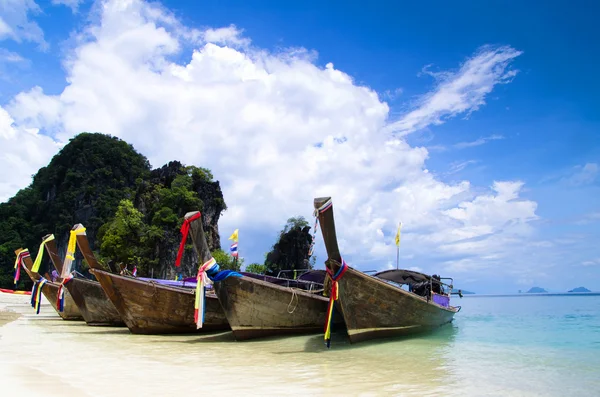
[314,196,459,344]
[14,247,83,321]
[90,269,229,334]
[44,230,124,326]
[74,221,229,334]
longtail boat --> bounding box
[73,223,230,334]
[184,211,335,340]
[314,196,460,344]
[42,233,124,327]
[14,247,83,321]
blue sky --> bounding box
[1,0,598,293]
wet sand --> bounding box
[0,309,20,326]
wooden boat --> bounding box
[184,211,334,340]
[314,196,460,343]
[42,234,124,327]
[14,248,83,321]
[73,223,230,334]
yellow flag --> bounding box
[228,229,239,243]
[394,222,402,247]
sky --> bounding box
[0,0,598,294]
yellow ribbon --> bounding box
[61,227,86,278]
[32,235,55,273]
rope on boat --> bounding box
[287,288,299,314]
[308,198,332,257]
[14,249,30,286]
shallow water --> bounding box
[1,293,598,396]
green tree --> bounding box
[98,199,157,273]
[245,263,267,274]
[211,248,242,271]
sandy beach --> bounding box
[0,291,451,397]
[2,292,598,397]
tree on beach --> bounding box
[245,263,267,274]
[211,248,242,271]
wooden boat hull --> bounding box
[18,253,83,321]
[214,276,331,340]
[40,281,84,321]
[65,278,125,326]
[91,269,229,334]
[336,267,457,343]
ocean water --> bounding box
[1,293,599,396]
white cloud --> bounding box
[567,163,598,186]
[446,160,478,175]
[202,24,250,47]
[3,0,537,278]
[582,259,600,266]
[541,162,599,187]
[0,0,47,49]
[52,0,84,12]
[383,45,522,136]
[0,106,61,201]
[383,87,403,101]
[0,48,26,63]
[454,134,504,149]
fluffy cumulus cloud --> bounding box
[2,0,539,277]
[0,106,62,200]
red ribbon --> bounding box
[174,212,202,267]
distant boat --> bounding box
[313,196,460,344]
[43,232,124,327]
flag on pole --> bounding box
[228,229,239,243]
[230,242,239,258]
[395,222,402,247]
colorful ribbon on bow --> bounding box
[31,277,48,314]
[56,274,74,312]
[194,257,217,328]
[32,235,55,273]
[14,249,30,286]
[194,258,242,329]
[175,212,202,267]
[324,258,348,348]
[61,228,86,278]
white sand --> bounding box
[0,292,451,396]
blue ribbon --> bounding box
[206,263,242,282]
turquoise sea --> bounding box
[425,294,600,396]
[1,293,599,396]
